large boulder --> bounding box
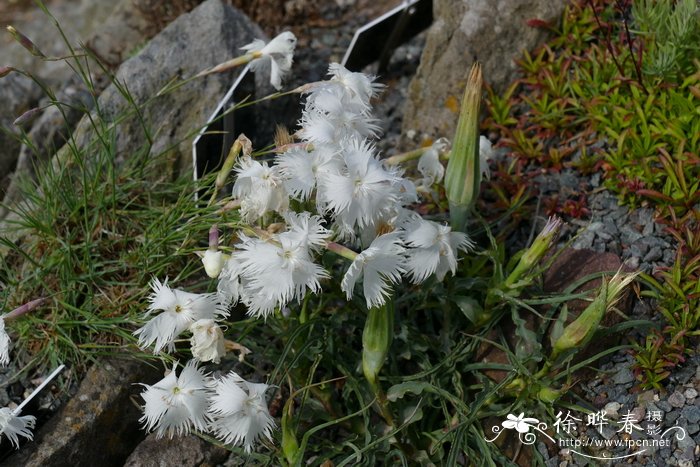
[402,0,568,141]
[1,0,207,215]
[53,0,264,176]
[4,359,160,467]
[0,0,117,190]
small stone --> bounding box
[658,400,673,412]
[670,391,687,408]
[687,424,700,435]
[604,402,622,418]
[644,246,663,262]
[613,367,635,385]
[684,388,698,400]
[682,406,700,424]
[638,390,657,405]
[667,410,681,423]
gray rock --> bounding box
[685,388,698,400]
[670,391,687,408]
[0,0,116,191]
[612,367,635,385]
[50,0,264,187]
[1,0,206,216]
[644,246,663,263]
[658,401,674,412]
[4,359,159,466]
[0,74,41,192]
[402,0,568,140]
[682,406,700,424]
[124,433,229,467]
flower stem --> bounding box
[4,297,47,321]
[195,51,261,78]
[324,241,358,261]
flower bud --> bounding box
[445,63,482,231]
[202,249,225,278]
[0,66,16,78]
[505,216,563,288]
[6,26,46,58]
[189,319,226,363]
[13,106,44,127]
[362,301,394,387]
[550,270,638,361]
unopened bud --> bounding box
[6,26,46,58]
[362,301,394,387]
[445,63,482,232]
[0,66,16,78]
[551,270,638,361]
[505,216,563,288]
[13,106,43,127]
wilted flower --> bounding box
[0,407,35,449]
[401,218,473,283]
[208,371,275,453]
[341,232,405,308]
[134,278,225,353]
[242,31,297,90]
[140,361,211,438]
[189,319,226,364]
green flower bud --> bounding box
[551,270,638,361]
[445,63,482,232]
[504,216,563,288]
[362,301,394,387]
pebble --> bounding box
[604,401,622,418]
[682,406,700,424]
[669,391,687,408]
[613,367,635,385]
[684,388,698,400]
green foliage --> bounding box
[484,0,700,388]
[632,0,700,82]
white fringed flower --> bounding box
[283,211,331,251]
[341,232,405,308]
[241,31,296,90]
[232,156,288,222]
[208,371,274,453]
[317,140,401,232]
[277,145,342,201]
[417,138,450,187]
[0,407,35,449]
[402,219,473,283]
[189,319,226,364]
[134,279,224,353]
[234,233,328,318]
[326,62,382,107]
[0,317,10,366]
[299,104,380,145]
[140,361,211,438]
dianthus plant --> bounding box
[134,60,483,455]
